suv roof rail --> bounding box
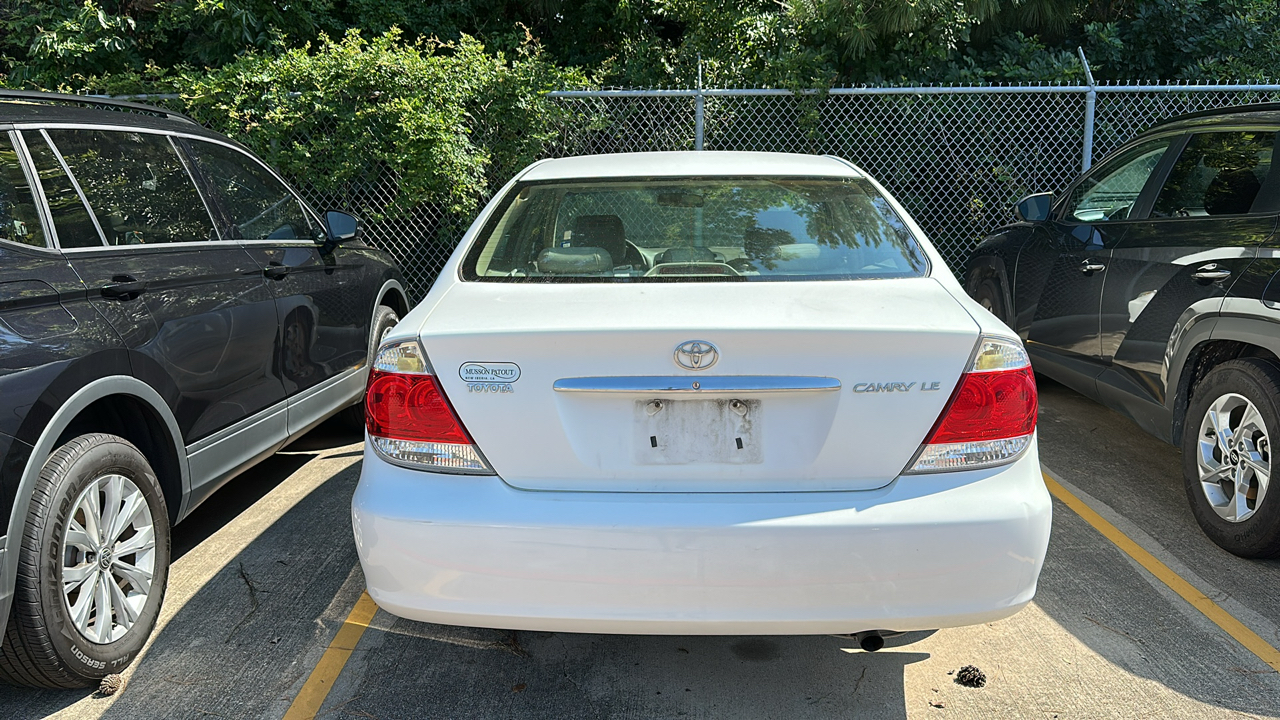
[0,89,196,124]
[1148,101,1280,130]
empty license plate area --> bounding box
[634,398,763,465]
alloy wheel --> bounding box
[60,473,157,644]
[1196,393,1272,523]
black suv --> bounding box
[966,104,1280,559]
[0,92,407,687]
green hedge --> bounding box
[176,30,584,218]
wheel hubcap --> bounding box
[61,473,157,644]
[1196,393,1271,523]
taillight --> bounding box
[905,336,1037,474]
[364,340,492,474]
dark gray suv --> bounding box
[0,92,407,687]
[966,103,1280,559]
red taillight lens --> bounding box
[923,366,1037,444]
[366,371,472,444]
[907,336,1037,474]
[364,340,491,474]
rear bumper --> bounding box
[352,438,1051,635]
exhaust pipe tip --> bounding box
[857,631,885,652]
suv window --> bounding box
[48,129,216,246]
[1065,139,1173,222]
[182,139,312,241]
[23,131,102,249]
[0,133,46,248]
[1151,131,1276,218]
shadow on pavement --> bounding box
[12,382,1280,717]
[98,453,933,720]
[171,416,360,560]
[0,418,362,717]
[1033,378,1280,717]
[171,452,311,561]
[282,416,363,453]
[5,406,935,719]
[96,458,363,719]
[332,618,929,719]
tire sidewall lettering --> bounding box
[25,437,169,681]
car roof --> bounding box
[1143,102,1280,135]
[518,151,865,182]
[0,92,230,144]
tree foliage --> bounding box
[178,29,583,215]
[2,1,1277,91]
[0,0,1274,216]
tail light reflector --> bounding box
[906,336,1037,474]
[365,340,492,473]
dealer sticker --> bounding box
[461,362,520,392]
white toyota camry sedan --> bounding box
[352,151,1052,642]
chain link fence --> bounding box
[110,83,1280,299]
[547,85,1280,278]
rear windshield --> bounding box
[461,177,929,282]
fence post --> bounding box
[695,93,705,150]
[1078,47,1097,171]
[695,55,705,150]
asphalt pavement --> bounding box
[2,379,1279,719]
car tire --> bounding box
[1182,358,1280,558]
[338,305,400,431]
[968,273,1008,324]
[0,434,170,688]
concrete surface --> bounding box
[1,379,1278,719]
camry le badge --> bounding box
[674,340,718,371]
[852,381,943,393]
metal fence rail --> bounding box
[111,81,1280,299]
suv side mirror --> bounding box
[1013,193,1054,223]
[324,211,360,243]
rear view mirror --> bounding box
[325,211,360,242]
[657,192,705,208]
[1013,193,1054,223]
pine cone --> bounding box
[98,673,126,696]
[955,665,986,688]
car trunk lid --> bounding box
[419,278,980,492]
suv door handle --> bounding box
[100,276,147,301]
[1080,259,1106,275]
[263,264,291,280]
[1191,263,1232,282]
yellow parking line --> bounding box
[1044,473,1280,673]
[283,591,380,720]
[283,477,1279,718]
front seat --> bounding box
[572,215,628,267]
[1203,168,1263,215]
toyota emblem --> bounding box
[674,340,718,371]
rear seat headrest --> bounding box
[572,215,627,265]
[536,247,613,274]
